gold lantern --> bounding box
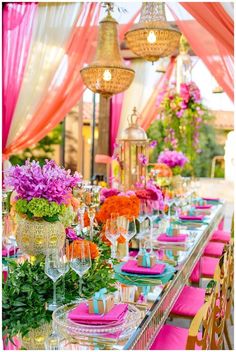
[117,107,149,191]
[125,2,181,63]
[80,4,135,98]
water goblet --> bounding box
[105,213,120,259]
[45,249,64,311]
[70,241,91,297]
[118,216,136,261]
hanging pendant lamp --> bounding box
[125,2,181,63]
[80,4,135,98]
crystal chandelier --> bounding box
[125,2,181,63]
[80,4,135,98]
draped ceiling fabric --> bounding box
[2,2,37,151]
[4,2,100,158]
[167,2,234,102]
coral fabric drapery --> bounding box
[180,2,234,55]
[140,57,176,131]
[4,3,100,158]
[109,93,124,155]
[2,2,37,151]
[167,3,234,102]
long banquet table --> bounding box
[122,202,225,350]
[3,203,225,350]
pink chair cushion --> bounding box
[171,286,205,317]
[203,242,224,257]
[210,230,230,243]
[218,218,224,230]
[150,324,201,350]
[190,257,219,283]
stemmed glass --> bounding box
[73,182,86,235]
[70,241,91,297]
[105,213,120,259]
[58,241,70,303]
[45,249,65,311]
[165,194,174,219]
[118,216,136,261]
[84,185,101,240]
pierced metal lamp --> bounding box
[125,2,181,63]
[80,4,135,98]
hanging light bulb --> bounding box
[125,2,181,63]
[103,69,112,81]
[80,3,135,98]
[147,30,157,44]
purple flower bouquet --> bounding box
[158,150,188,174]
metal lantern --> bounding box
[125,2,181,63]
[80,5,135,98]
[117,107,149,190]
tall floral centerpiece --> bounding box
[5,160,81,255]
[148,82,210,176]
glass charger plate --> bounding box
[114,262,176,286]
[53,302,141,342]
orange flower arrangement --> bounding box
[68,239,100,260]
[154,163,173,177]
[96,195,140,224]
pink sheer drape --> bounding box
[2,2,37,150]
[180,2,233,55]
[140,57,176,130]
[167,3,234,102]
[109,93,124,155]
[4,3,101,158]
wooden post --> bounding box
[95,96,110,176]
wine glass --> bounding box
[73,182,86,234]
[70,241,91,297]
[105,213,120,259]
[118,216,136,261]
[45,249,64,311]
[58,241,70,303]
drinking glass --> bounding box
[70,241,91,297]
[118,216,136,261]
[58,241,70,303]
[73,182,86,234]
[105,213,120,259]
[45,249,64,311]
[138,199,147,224]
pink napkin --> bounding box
[195,205,212,209]
[203,197,219,202]
[157,233,188,242]
[68,302,128,325]
[121,259,165,275]
[179,215,204,221]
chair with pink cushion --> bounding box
[189,256,220,284]
[150,282,217,350]
[210,229,231,243]
[203,241,225,257]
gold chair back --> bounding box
[186,280,217,350]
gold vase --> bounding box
[16,217,65,256]
[20,323,51,350]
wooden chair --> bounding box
[150,281,217,350]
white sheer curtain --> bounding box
[118,59,163,137]
[7,2,81,146]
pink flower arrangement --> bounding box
[138,153,148,166]
[100,187,120,203]
[5,159,82,205]
[158,150,188,169]
[135,180,164,210]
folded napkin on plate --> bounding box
[121,260,165,275]
[203,197,220,202]
[179,215,204,221]
[157,234,188,242]
[195,205,212,209]
[68,302,128,325]
[2,247,17,257]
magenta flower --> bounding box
[5,159,82,204]
[100,187,120,202]
[158,150,188,169]
[149,140,157,148]
[138,153,148,166]
[65,227,78,240]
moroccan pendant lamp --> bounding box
[125,2,181,63]
[80,3,135,98]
